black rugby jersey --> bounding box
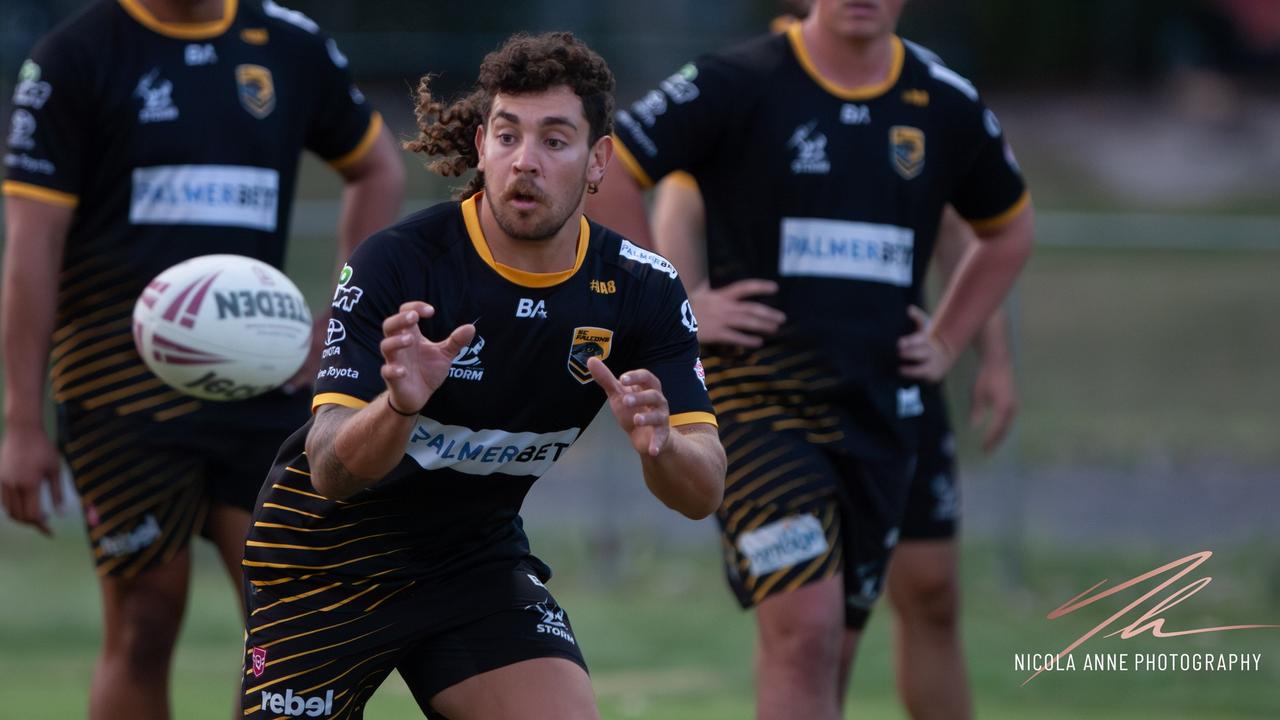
[613,26,1027,456]
[2,0,379,425]
[242,195,715,608]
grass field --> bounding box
[2,520,1278,718]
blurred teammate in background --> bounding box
[653,172,1016,719]
[0,1,403,717]
[590,0,1033,717]
[239,31,723,719]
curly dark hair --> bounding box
[403,31,615,199]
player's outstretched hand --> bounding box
[379,301,474,415]
[971,349,1017,454]
[0,426,63,536]
[898,305,956,383]
[690,279,786,348]
[588,357,670,457]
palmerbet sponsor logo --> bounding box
[259,689,334,717]
[737,514,829,577]
[778,217,913,287]
[98,514,161,558]
[130,164,279,231]
[406,416,580,477]
[619,239,677,278]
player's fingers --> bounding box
[897,331,930,353]
[982,401,1017,454]
[18,487,50,537]
[587,357,624,397]
[899,361,936,381]
[742,302,787,325]
[397,301,434,317]
[898,341,932,362]
[379,333,415,357]
[632,407,669,428]
[435,324,476,359]
[727,311,783,335]
[47,466,64,512]
[704,327,765,348]
[380,364,407,381]
[907,304,931,330]
[622,388,666,409]
[721,279,779,299]
[383,309,421,336]
[619,368,660,391]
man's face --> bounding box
[476,85,605,243]
[815,0,906,41]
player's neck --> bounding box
[800,19,896,89]
[136,0,227,24]
[476,193,582,274]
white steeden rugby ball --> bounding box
[132,254,312,401]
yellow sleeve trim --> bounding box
[2,180,78,208]
[965,189,1031,233]
[328,112,383,172]
[611,135,654,189]
[670,411,718,428]
[311,392,369,412]
[662,171,699,192]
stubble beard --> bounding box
[488,178,584,243]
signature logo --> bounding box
[1025,551,1280,685]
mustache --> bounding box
[502,180,549,204]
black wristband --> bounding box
[386,395,418,417]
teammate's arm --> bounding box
[931,207,1018,453]
[285,127,404,393]
[307,302,474,500]
[587,357,725,519]
[333,126,405,262]
[635,174,787,349]
[900,203,1033,383]
[0,197,72,535]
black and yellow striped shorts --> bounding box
[715,415,912,629]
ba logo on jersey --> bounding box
[567,327,613,384]
[515,298,547,318]
[236,64,276,119]
[890,126,925,179]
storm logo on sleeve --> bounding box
[567,327,613,384]
[236,64,276,119]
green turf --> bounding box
[3,520,1277,719]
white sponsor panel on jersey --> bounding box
[619,239,678,278]
[130,165,279,231]
[737,514,829,576]
[406,417,580,477]
[779,218,913,286]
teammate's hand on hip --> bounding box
[379,301,475,414]
[588,358,671,457]
[971,349,1017,454]
[898,305,956,383]
[0,425,63,537]
[690,279,786,348]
